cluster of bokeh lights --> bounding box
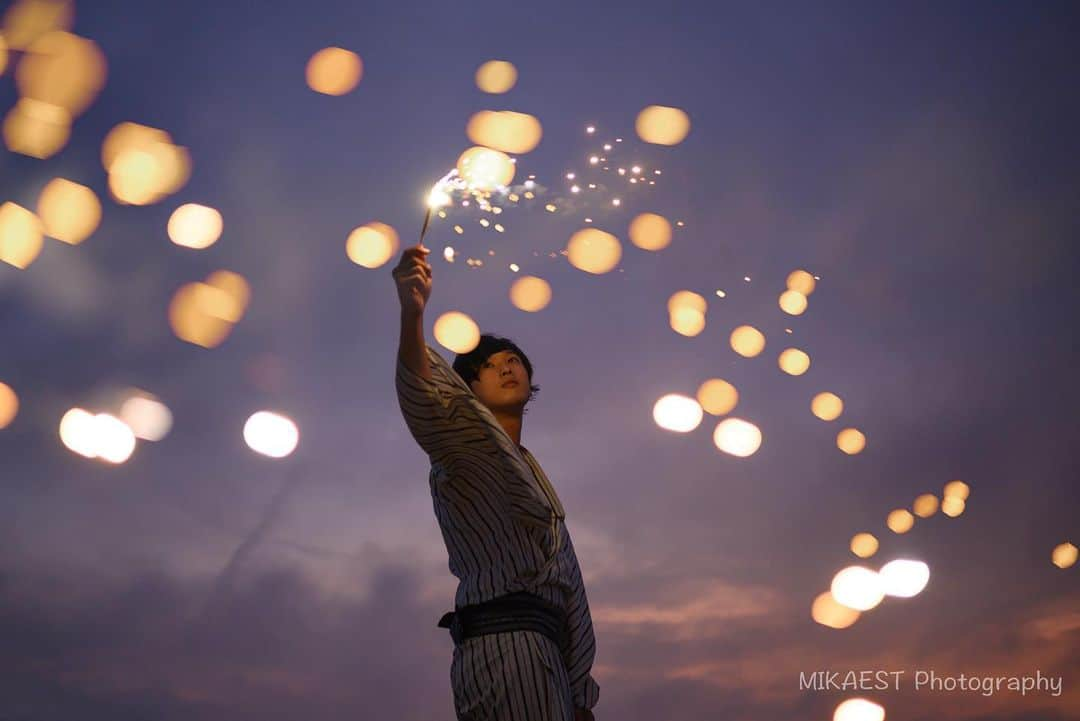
[1,10,1076,721]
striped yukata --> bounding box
[396,344,600,720]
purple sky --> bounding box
[1,1,1078,719]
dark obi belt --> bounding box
[438,591,569,652]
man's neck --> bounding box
[492,410,523,447]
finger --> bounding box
[396,258,427,274]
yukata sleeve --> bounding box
[394,344,492,469]
[562,533,600,710]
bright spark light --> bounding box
[427,187,452,209]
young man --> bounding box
[392,244,599,721]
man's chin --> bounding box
[484,398,528,414]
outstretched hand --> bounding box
[391,244,432,316]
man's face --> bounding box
[469,350,530,412]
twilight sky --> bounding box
[1,1,1078,719]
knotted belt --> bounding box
[438,591,569,652]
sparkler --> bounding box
[419,168,457,246]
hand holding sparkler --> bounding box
[392,175,451,317]
[392,245,432,318]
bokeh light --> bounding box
[0,202,44,269]
[433,311,481,354]
[2,0,73,51]
[886,509,915,534]
[635,105,691,145]
[205,270,251,320]
[36,178,101,244]
[94,413,137,464]
[566,228,621,274]
[16,30,106,117]
[346,221,399,269]
[243,411,299,458]
[850,533,879,558]
[103,124,191,205]
[466,110,542,154]
[59,407,97,458]
[778,348,811,376]
[831,566,884,611]
[109,150,160,205]
[2,97,70,158]
[628,212,672,251]
[58,408,136,463]
[787,269,817,296]
[837,427,866,454]
[811,591,860,629]
[833,698,885,721]
[812,392,844,421]
[456,146,515,190]
[1051,542,1077,570]
[119,394,173,442]
[668,290,706,314]
[730,325,765,358]
[475,60,517,93]
[879,559,930,598]
[943,479,970,500]
[509,275,552,312]
[168,282,234,349]
[912,493,939,518]
[941,496,966,517]
[713,418,762,457]
[101,121,168,170]
[652,394,703,433]
[306,47,362,95]
[168,203,223,249]
[778,289,808,315]
[189,281,244,325]
[0,33,7,75]
[0,382,18,429]
[697,378,738,416]
[669,306,705,337]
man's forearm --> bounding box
[398,309,432,381]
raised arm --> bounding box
[388,244,557,530]
[393,244,433,380]
[391,243,492,470]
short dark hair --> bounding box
[453,333,540,412]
